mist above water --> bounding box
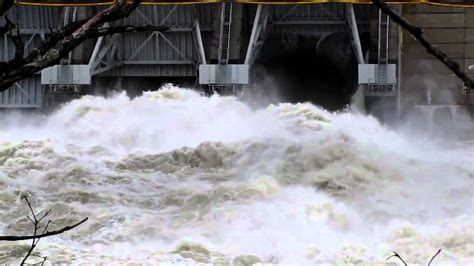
[0,84,472,264]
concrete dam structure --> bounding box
[1,0,473,121]
[0,1,473,264]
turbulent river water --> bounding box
[0,84,473,265]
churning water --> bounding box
[0,84,472,264]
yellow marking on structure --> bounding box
[13,0,474,7]
[235,0,474,6]
[15,0,222,5]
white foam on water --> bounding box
[0,84,472,264]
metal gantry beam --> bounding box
[346,4,366,113]
[274,5,298,22]
[89,24,108,69]
[274,4,343,22]
[245,5,269,66]
[318,5,342,21]
[122,60,193,65]
[159,5,178,25]
[89,4,203,77]
[1,4,213,108]
[346,4,365,64]
[91,61,122,76]
[13,82,35,104]
[24,34,38,51]
[194,18,207,64]
[89,25,123,76]
[271,4,367,38]
[273,21,334,25]
[157,31,196,67]
[91,30,197,76]
[1,3,378,108]
[245,5,263,65]
[127,32,157,61]
[90,34,119,71]
[135,8,154,25]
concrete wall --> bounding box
[400,4,474,106]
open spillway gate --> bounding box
[0,0,473,109]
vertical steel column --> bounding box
[396,5,402,118]
[88,23,108,68]
[194,18,207,65]
[346,4,366,113]
[244,4,262,65]
[347,4,364,64]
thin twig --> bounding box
[386,251,408,266]
[0,196,88,264]
[26,216,34,225]
[428,249,442,266]
[21,196,40,265]
[42,220,51,235]
[37,210,51,223]
[29,254,47,265]
[23,196,37,221]
[5,16,25,65]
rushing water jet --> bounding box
[0,84,472,264]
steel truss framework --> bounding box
[88,4,212,77]
[1,29,47,107]
[1,3,371,107]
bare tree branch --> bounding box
[428,249,442,266]
[0,24,167,90]
[386,251,408,266]
[0,217,88,242]
[0,23,9,36]
[372,0,473,89]
[23,196,37,222]
[23,20,87,64]
[0,196,88,265]
[21,199,39,265]
[0,19,83,75]
[5,16,24,63]
[72,0,140,39]
[0,15,25,72]
[86,25,168,38]
[29,254,48,265]
[38,210,51,224]
[386,249,443,265]
[0,0,14,16]
[0,0,171,92]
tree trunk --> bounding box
[372,0,473,90]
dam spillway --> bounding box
[0,1,473,264]
[1,0,473,118]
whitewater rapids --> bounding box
[0,84,472,265]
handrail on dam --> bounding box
[14,0,474,7]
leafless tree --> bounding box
[386,249,442,266]
[372,0,473,99]
[0,196,88,265]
